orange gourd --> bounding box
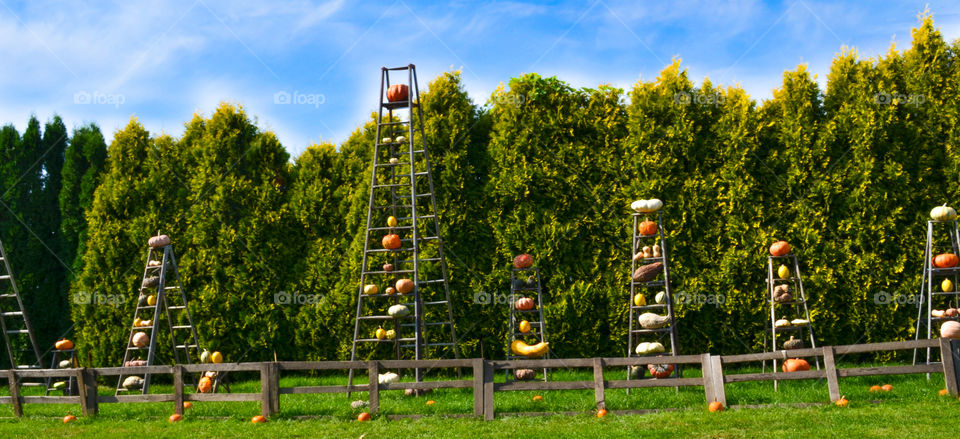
[781,358,810,372]
[934,253,959,268]
[357,412,371,421]
[515,297,535,311]
[769,241,790,256]
[55,339,74,350]
[513,254,534,269]
[638,219,658,236]
[198,376,213,393]
[708,400,724,412]
[382,234,402,250]
[387,84,409,102]
[251,415,266,423]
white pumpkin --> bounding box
[638,312,670,329]
[635,341,666,355]
[931,204,958,221]
[378,372,399,385]
[630,198,664,213]
[122,376,144,389]
[387,304,410,318]
[790,319,809,325]
[774,318,792,327]
[655,291,667,304]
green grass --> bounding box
[0,366,957,438]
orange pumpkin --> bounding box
[251,415,266,423]
[708,400,724,412]
[357,412,371,421]
[198,376,213,393]
[168,413,182,423]
[513,254,534,269]
[515,297,535,311]
[596,408,607,418]
[939,389,949,396]
[55,339,74,350]
[834,396,849,407]
[769,241,790,256]
[934,253,960,268]
[396,278,415,294]
[382,234,402,250]
[63,414,77,423]
[647,363,675,378]
[869,385,882,392]
[638,219,658,236]
[781,358,810,372]
[183,401,192,409]
[881,384,893,391]
[387,84,409,102]
[532,395,543,401]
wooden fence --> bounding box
[2,339,958,419]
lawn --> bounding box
[0,366,957,438]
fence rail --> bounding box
[1,339,958,419]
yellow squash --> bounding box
[777,265,790,279]
[510,340,549,357]
[633,293,646,307]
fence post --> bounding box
[367,361,379,415]
[483,360,494,421]
[270,362,280,414]
[173,365,184,415]
[822,346,841,402]
[710,355,727,408]
[472,358,484,417]
[940,338,960,396]
[259,363,272,418]
[701,354,714,402]
[7,370,22,417]
[593,357,606,410]
[78,368,98,416]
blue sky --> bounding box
[1,0,958,158]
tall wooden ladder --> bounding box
[913,218,960,367]
[627,210,681,384]
[45,348,78,396]
[348,64,459,390]
[506,260,549,382]
[765,248,819,388]
[116,236,203,394]
[0,238,44,389]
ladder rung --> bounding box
[127,347,147,350]
[356,338,416,343]
[422,321,451,326]
[422,301,448,305]
[356,315,397,320]
[0,275,10,280]
[363,270,415,275]
[0,294,17,298]
[401,342,454,348]
[172,325,192,329]
[175,344,198,349]
[368,226,414,231]
[367,248,415,253]
[168,306,186,310]
[164,286,180,290]
[6,329,30,334]
[419,279,445,285]
[15,365,40,369]
[373,205,414,210]
[1,311,23,316]
[415,193,432,197]
[379,121,409,126]
[397,215,434,220]
[373,184,405,188]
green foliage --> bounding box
[50,14,960,364]
[60,123,108,270]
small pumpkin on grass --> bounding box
[596,408,608,418]
[251,415,266,423]
[835,396,849,407]
[869,385,882,392]
[881,384,893,391]
[708,400,724,412]
[532,395,543,402]
[939,389,949,396]
[357,412,371,421]
[63,414,77,423]
[168,413,182,423]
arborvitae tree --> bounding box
[34,115,69,348]
[60,123,108,270]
